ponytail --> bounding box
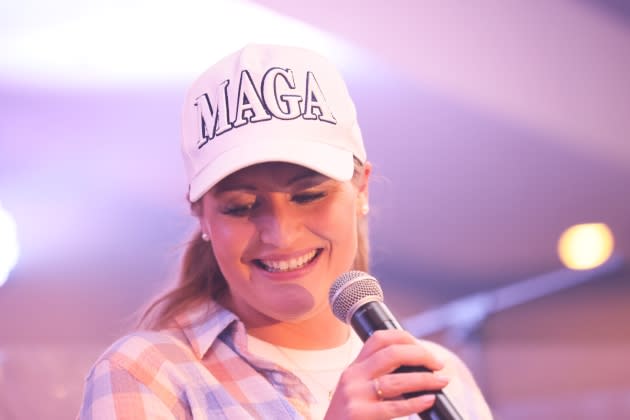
[138,230,227,329]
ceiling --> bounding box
[0,1,629,339]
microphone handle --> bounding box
[350,302,463,420]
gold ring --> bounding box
[372,377,384,400]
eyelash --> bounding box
[221,192,327,217]
[292,191,326,204]
[222,203,256,217]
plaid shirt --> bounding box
[78,301,493,419]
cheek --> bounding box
[206,219,254,274]
[314,196,358,257]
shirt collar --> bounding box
[175,299,317,408]
[176,300,238,359]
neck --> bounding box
[246,308,350,350]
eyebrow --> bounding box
[214,169,327,193]
[288,170,326,185]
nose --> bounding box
[256,198,302,247]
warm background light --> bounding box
[558,223,614,270]
[0,0,349,87]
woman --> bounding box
[78,44,492,419]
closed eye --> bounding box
[222,202,257,217]
[292,191,326,204]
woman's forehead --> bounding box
[213,162,329,193]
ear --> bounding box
[190,197,203,218]
[191,196,211,240]
[357,162,372,216]
[358,161,372,194]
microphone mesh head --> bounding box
[329,270,384,324]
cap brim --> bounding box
[188,138,355,202]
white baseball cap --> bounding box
[181,44,367,202]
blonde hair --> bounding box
[139,162,370,330]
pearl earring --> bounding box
[201,232,210,242]
[361,203,370,216]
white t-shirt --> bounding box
[247,333,493,420]
[247,331,362,419]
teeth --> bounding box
[260,250,318,272]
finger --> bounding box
[356,330,418,362]
[359,342,445,378]
[357,331,445,372]
[376,394,437,420]
[376,372,449,400]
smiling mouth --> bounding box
[255,249,323,273]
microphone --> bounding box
[329,270,463,420]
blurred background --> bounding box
[1,1,629,418]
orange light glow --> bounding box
[557,223,614,270]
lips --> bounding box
[254,248,322,273]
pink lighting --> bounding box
[1,1,629,418]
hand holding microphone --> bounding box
[328,271,463,420]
